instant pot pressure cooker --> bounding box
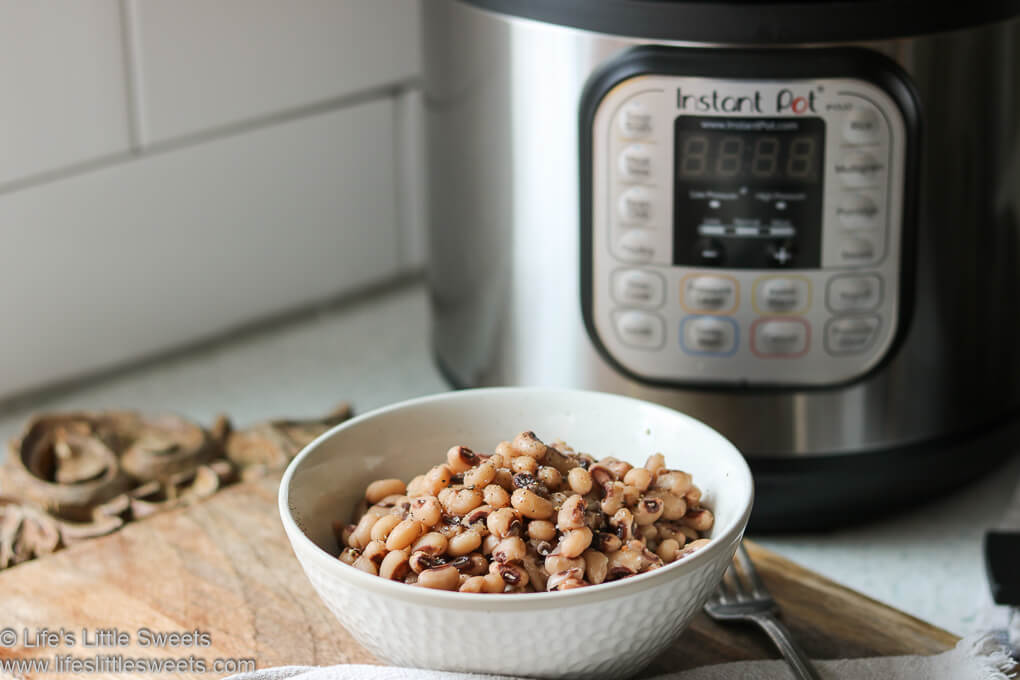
[422,0,1020,529]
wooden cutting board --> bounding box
[0,473,958,679]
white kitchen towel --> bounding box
[224,632,1016,680]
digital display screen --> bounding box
[673,116,826,269]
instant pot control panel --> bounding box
[581,48,918,387]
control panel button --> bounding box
[755,277,810,314]
[611,269,664,308]
[618,100,654,138]
[618,186,654,223]
[681,316,738,356]
[682,275,738,313]
[766,240,797,267]
[838,236,876,264]
[827,275,882,313]
[613,309,664,349]
[752,318,809,357]
[693,237,725,266]
[835,152,884,188]
[825,316,880,355]
[837,193,880,230]
[842,106,881,145]
[615,229,658,263]
[618,144,654,181]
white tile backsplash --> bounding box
[127,0,421,146]
[0,98,400,397]
[0,0,132,187]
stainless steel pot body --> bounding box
[423,0,1020,458]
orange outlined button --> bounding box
[753,275,811,315]
[680,273,739,315]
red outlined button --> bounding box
[751,317,810,358]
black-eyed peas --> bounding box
[365,478,406,504]
[566,466,593,495]
[338,431,714,593]
[510,488,554,520]
[483,483,510,508]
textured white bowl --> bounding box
[279,387,753,679]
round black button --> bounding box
[766,240,797,268]
[694,238,725,266]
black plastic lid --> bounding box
[460,0,1020,44]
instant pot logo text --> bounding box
[677,87,817,114]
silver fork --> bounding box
[704,543,823,680]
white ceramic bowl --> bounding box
[279,387,753,679]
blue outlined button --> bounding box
[680,316,739,356]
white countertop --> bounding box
[2,280,1017,637]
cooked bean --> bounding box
[406,497,440,528]
[494,441,514,459]
[645,453,666,475]
[654,470,692,496]
[656,538,681,563]
[487,452,506,468]
[362,539,388,565]
[375,493,409,509]
[639,524,658,545]
[352,555,378,575]
[567,467,593,495]
[583,549,608,584]
[482,572,506,593]
[558,527,593,558]
[366,478,406,504]
[546,567,586,591]
[634,497,664,525]
[685,485,702,507]
[483,483,511,508]
[679,538,711,558]
[490,560,529,588]
[424,464,454,495]
[486,507,521,538]
[511,488,554,519]
[464,461,496,488]
[623,467,653,492]
[411,531,448,556]
[409,550,435,573]
[603,458,633,479]
[648,489,687,520]
[493,468,515,491]
[459,575,486,592]
[445,488,484,515]
[622,484,642,507]
[600,481,625,515]
[340,523,356,547]
[554,494,584,531]
[464,504,493,527]
[511,431,547,460]
[545,553,585,575]
[446,445,480,473]
[349,512,379,549]
[447,529,483,557]
[481,533,500,555]
[338,547,360,566]
[543,446,578,475]
[418,564,461,590]
[610,508,636,543]
[511,455,538,475]
[680,525,700,541]
[594,531,623,553]
[463,552,489,576]
[527,519,557,542]
[385,519,424,551]
[406,474,429,497]
[492,536,527,563]
[681,508,714,532]
[379,549,411,580]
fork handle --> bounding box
[749,613,824,680]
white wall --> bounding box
[0,0,425,398]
